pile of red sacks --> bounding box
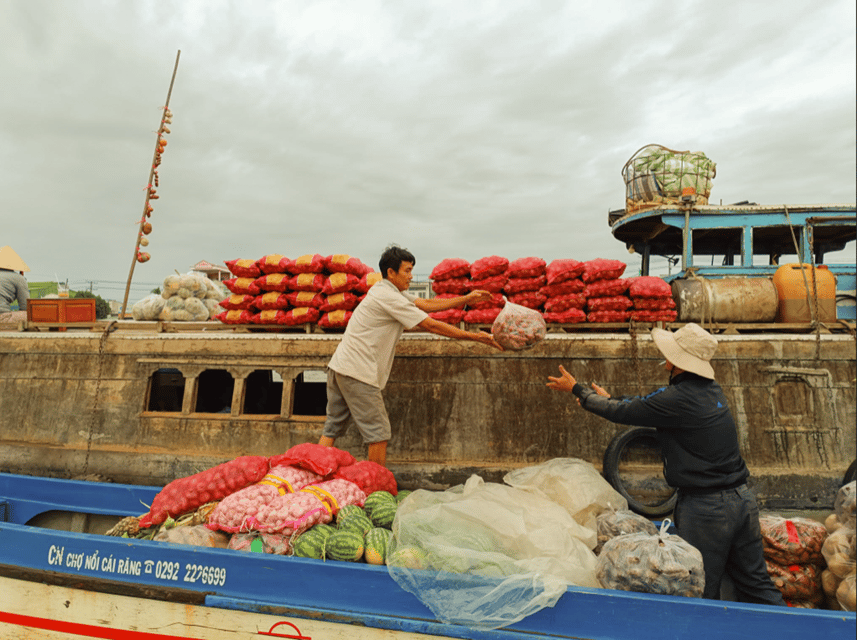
[216,255,382,329]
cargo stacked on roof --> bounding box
[215,254,380,329]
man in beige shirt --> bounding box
[319,245,502,466]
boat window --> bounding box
[195,369,235,413]
[147,368,185,412]
[691,227,743,266]
[292,369,327,416]
[752,225,803,264]
[243,369,283,415]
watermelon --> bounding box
[292,527,329,559]
[335,504,365,523]
[364,527,393,565]
[395,490,412,503]
[326,529,365,562]
[338,511,373,536]
[364,491,398,529]
[388,545,429,570]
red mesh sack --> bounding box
[631,310,678,322]
[541,279,585,297]
[544,308,586,324]
[544,293,587,312]
[138,455,269,528]
[760,516,828,566]
[582,259,627,283]
[464,307,502,324]
[254,273,291,292]
[766,561,823,602]
[334,460,398,496]
[219,294,257,311]
[285,254,325,275]
[633,297,675,311]
[504,275,546,294]
[324,254,368,276]
[252,310,290,325]
[225,259,262,278]
[285,291,325,308]
[430,258,471,281]
[281,307,320,325]
[321,292,360,313]
[432,277,471,295]
[223,278,261,296]
[288,273,326,292]
[588,296,633,312]
[430,308,465,324]
[509,291,547,309]
[546,259,584,284]
[252,292,290,311]
[507,257,547,278]
[629,276,672,298]
[470,256,509,280]
[322,273,360,295]
[270,443,356,477]
[468,292,505,310]
[470,274,507,293]
[587,310,631,323]
[319,310,353,328]
[216,309,255,324]
[256,255,289,275]
[585,279,631,298]
[355,272,383,294]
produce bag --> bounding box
[759,515,827,566]
[585,278,630,298]
[322,273,359,295]
[289,273,325,292]
[622,144,716,206]
[131,294,166,320]
[595,506,658,554]
[544,293,586,313]
[464,308,501,324]
[545,259,584,284]
[838,572,856,612]
[324,254,369,276]
[334,460,398,496]
[581,259,626,284]
[821,526,855,579]
[225,258,262,278]
[596,520,705,598]
[256,254,288,275]
[467,292,505,310]
[430,308,465,324]
[285,254,325,275]
[430,258,470,281]
[432,277,471,295]
[318,310,353,328]
[504,276,546,295]
[587,296,633,312]
[252,292,290,311]
[270,443,355,477]
[470,274,507,293]
[765,560,823,602]
[491,298,546,351]
[154,524,230,548]
[254,273,290,292]
[541,279,584,297]
[387,475,598,630]
[470,256,509,280]
[220,294,257,311]
[629,276,672,298]
[631,310,678,322]
[544,309,586,324]
[588,310,631,323]
[507,257,546,279]
[508,291,546,310]
[835,481,856,529]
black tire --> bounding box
[844,459,856,486]
[603,426,677,517]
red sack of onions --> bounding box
[252,292,290,311]
[633,297,676,311]
[322,273,360,295]
[285,254,325,275]
[541,279,585,297]
[325,254,369,276]
[334,460,398,496]
[139,455,269,528]
[225,259,262,278]
[468,292,505,310]
[432,277,471,295]
[504,275,546,294]
[491,299,547,351]
[544,293,587,312]
[470,274,508,293]
[280,307,320,325]
[629,276,672,298]
[544,308,587,324]
[270,443,356,477]
[220,294,257,311]
[631,310,678,322]
[585,278,631,298]
[430,258,471,281]
[256,255,289,275]
[321,292,359,313]
[470,256,509,280]
[430,308,465,324]
[252,310,290,325]
[509,291,547,310]
[224,278,261,296]
[507,257,546,278]
[464,307,502,324]
[289,273,326,292]
[588,310,631,323]
[355,272,383,294]
[285,291,325,308]
[546,259,584,284]
[587,296,633,312]
[319,310,353,328]
[216,309,255,324]
[254,273,291,292]
[582,259,626,283]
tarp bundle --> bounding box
[622,144,716,210]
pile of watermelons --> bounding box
[292,489,410,565]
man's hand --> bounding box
[546,365,577,393]
[471,330,504,351]
[591,383,610,398]
[465,289,494,305]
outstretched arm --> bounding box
[417,316,503,350]
[414,290,494,313]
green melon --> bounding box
[388,545,430,570]
[292,527,329,559]
[364,491,398,529]
[335,504,365,524]
[364,527,393,565]
[325,529,365,562]
[338,511,373,536]
[395,490,412,503]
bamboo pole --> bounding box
[120,50,181,318]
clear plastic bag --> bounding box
[387,475,597,630]
[835,481,856,530]
[595,506,658,554]
[491,298,546,351]
[131,293,165,320]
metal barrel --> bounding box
[672,277,779,323]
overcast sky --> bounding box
[2,0,855,303]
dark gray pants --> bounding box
[673,484,785,606]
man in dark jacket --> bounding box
[547,323,784,606]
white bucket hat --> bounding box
[651,322,717,379]
[0,246,30,272]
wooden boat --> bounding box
[1,472,855,639]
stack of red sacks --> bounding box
[628,276,677,322]
[464,256,508,324]
[542,259,586,324]
[428,258,471,324]
[217,255,378,328]
[504,257,547,311]
[582,259,631,323]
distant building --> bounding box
[410,280,433,299]
[191,260,231,281]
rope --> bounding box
[82,321,116,476]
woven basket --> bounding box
[622,144,716,212]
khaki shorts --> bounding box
[323,370,391,444]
